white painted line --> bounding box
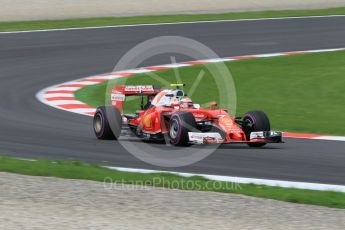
[68,108,96,114]
[107,166,345,193]
[306,48,345,53]
[1,15,345,34]
[117,69,153,74]
[312,136,345,141]
[66,81,99,85]
[200,58,229,63]
[15,158,38,162]
[43,93,75,98]
[54,86,81,91]
[48,100,84,106]
[158,63,191,68]
[222,58,236,62]
[255,53,286,58]
[87,75,121,80]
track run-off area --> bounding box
[1,15,345,186]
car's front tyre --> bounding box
[242,111,270,147]
[169,111,197,146]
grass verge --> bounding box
[0,156,344,209]
[75,51,345,136]
[1,7,345,32]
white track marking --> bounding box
[47,100,84,106]
[53,86,81,91]
[43,93,75,98]
[65,81,100,85]
[255,53,286,57]
[313,136,345,141]
[222,58,236,62]
[156,63,192,68]
[117,69,153,74]
[86,75,122,80]
[199,58,231,63]
[1,15,345,34]
[306,48,345,53]
[107,166,345,193]
[68,108,96,114]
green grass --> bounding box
[0,155,344,209]
[1,7,345,32]
[75,51,345,136]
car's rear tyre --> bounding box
[93,106,122,140]
[169,111,197,146]
[242,111,270,147]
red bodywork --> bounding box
[110,85,271,144]
[130,106,248,143]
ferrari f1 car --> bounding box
[93,84,282,147]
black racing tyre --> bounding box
[169,111,197,146]
[242,111,270,148]
[93,106,122,140]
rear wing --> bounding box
[111,85,160,111]
[112,85,160,95]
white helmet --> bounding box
[180,97,193,108]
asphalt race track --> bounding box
[1,16,345,185]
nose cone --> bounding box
[231,132,244,141]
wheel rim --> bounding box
[169,119,179,139]
[94,113,103,134]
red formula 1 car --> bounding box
[93,84,282,147]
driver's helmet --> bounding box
[180,97,194,108]
[170,97,181,105]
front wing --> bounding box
[188,131,283,144]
